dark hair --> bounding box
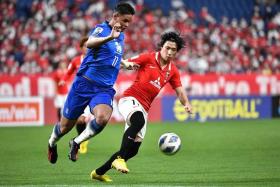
[158,31,185,51]
[114,2,135,15]
[79,36,88,48]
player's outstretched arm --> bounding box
[121,59,140,70]
[175,86,192,114]
[86,23,122,49]
[86,35,114,49]
[62,61,76,82]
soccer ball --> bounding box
[158,132,181,155]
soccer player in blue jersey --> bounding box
[48,2,136,164]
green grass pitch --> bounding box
[0,119,280,186]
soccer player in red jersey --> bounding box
[90,31,192,182]
[59,37,88,85]
[53,61,68,121]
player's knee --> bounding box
[95,114,110,126]
[129,111,145,130]
[76,116,86,126]
[60,117,77,134]
[59,124,71,134]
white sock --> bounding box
[49,130,58,147]
[74,123,95,144]
[48,123,62,147]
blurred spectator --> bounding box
[52,61,68,121]
[0,0,280,75]
[199,7,216,25]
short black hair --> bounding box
[114,2,135,15]
[158,31,185,51]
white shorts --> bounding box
[54,94,67,108]
[118,97,148,141]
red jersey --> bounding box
[62,55,83,82]
[53,69,68,95]
[124,52,182,112]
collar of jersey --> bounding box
[155,52,171,71]
[105,21,112,29]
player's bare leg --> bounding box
[56,107,61,121]
[69,104,112,161]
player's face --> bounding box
[115,13,133,31]
[59,62,67,70]
[160,41,178,62]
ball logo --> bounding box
[158,132,181,155]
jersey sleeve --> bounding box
[88,25,106,38]
[169,66,182,89]
[62,59,77,81]
[127,53,151,66]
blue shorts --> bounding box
[63,76,116,120]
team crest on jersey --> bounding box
[92,27,103,36]
[150,77,161,89]
[115,41,122,54]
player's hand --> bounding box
[184,103,192,114]
[111,23,122,39]
[122,60,140,70]
[58,80,65,86]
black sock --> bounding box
[76,122,86,135]
[95,142,141,175]
[125,141,141,161]
[119,111,145,158]
[96,152,119,175]
[95,112,144,175]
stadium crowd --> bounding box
[1,0,280,75]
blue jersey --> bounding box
[77,21,124,87]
